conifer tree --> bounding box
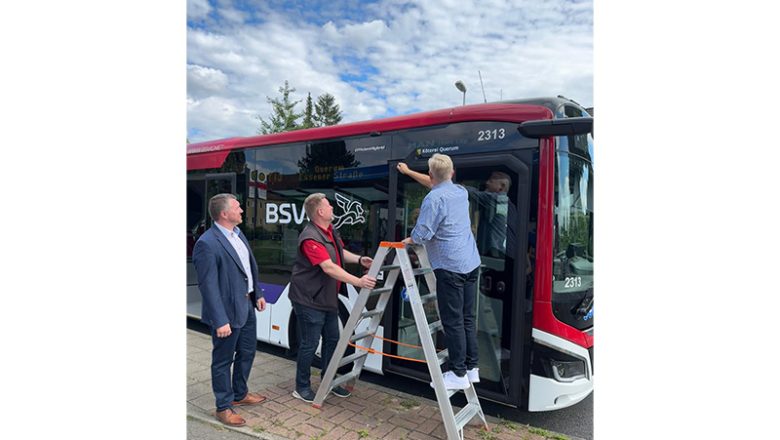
[301,92,315,129]
[313,93,343,127]
[256,80,303,134]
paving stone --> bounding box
[328,408,356,425]
[306,415,336,432]
[282,411,313,429]
[382,426,410,439]
[321,426,349,440]
[415,417,443,435]
[368,422,396,439]
[388,414,421,431]
[187,379,213,401]
[295,423,327,439]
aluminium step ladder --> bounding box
[312,241,489,440]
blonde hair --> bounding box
[303,193,327,219]
[428,153,454,181]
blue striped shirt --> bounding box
[411,180,481,273]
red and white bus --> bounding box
[187,97,593,411]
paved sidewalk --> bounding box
[187,329,572,440]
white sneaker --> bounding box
[467,368,480,383]
[430,371,471,390]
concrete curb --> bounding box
[187,404,288,440]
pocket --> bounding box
[311,284,325,300]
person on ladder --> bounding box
[289,193,377,403]
[399,154,482,390]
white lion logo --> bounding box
[332,193,365,229]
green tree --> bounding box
[314,93,343,127]
[256,80,303,134]
[301,92,315,129]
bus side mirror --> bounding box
[518,117,593,138]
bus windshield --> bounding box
[552,133,594,330]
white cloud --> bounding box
[187,64,228,98]
[187,0,211,21]
[187,0,592,142]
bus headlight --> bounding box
[550,359,586,382]
[531,342,589,382]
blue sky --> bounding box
[187,0,592,142]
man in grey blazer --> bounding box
[192,193,267,426]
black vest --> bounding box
[288,223,345,311]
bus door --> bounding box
[187,172,236,318]
[385,153,532,406]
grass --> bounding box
[399,398,420,409]
[357,429,370,438]
[252,425,266,433]
[499,419,519,431]
[528,426,569,440]
[477,429,498,440]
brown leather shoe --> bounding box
[232,392,266,406]
[215,408,246,426]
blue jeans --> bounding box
[210,301,256,411]
[435,267,479,376]
[292,302,340,392]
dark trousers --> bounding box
[210,300,256,411]
[435,267,480,376]
[292,301,340,392]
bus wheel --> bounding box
[285,313,298,359]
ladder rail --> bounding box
[349,254,401,377]
[312,246,390,406]
[397,247,461,440]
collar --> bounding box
[314,222,334,237]
[215,222,240,238]
[432,179,454,190]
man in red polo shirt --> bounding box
[288,193,377,403]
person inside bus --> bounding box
[191,193,268,427]
[399,154,481,390]
[397,164,514,263]
[288,193,377,403]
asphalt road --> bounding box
[187,318,592,440]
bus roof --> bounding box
[185,99,581,156]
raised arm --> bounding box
[397,162,432,189]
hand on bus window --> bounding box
[256,297,267,312]
[397,162,410,175]
[216,323,232,338]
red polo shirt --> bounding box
[302,223,344,291]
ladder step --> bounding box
[361,308,384,319]
[437,349,449,365]
[454,403,481,430]
[339,351,369,367]
[379,265,400,271]
[351,330,375,342]
[420,293,437,304]
[413,267,433,275]
[368,287,393,297]
[331,371,360,389]
[428,320,443,334]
